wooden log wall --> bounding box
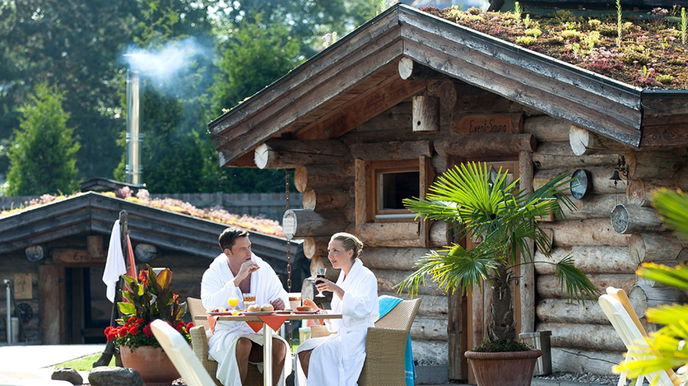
[526,115,634,373]
[528,116,688,374]
[289,101,451,367]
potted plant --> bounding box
[103,266,192,383]
[396,162,596,386]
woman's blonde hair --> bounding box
[330,232,364,259]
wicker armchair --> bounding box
[187,297,261,386]
[358,298,421,386]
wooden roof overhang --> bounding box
[0,192,300,271]
[209,4,688,167]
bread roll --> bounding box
[261,304,274,312]
[248,304,262,312]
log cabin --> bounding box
[0,191,306,345]
[208,4,688,382]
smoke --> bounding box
[122,37,211,90]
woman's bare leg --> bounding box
[298,349,313,377]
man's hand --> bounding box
[233,260,259,286]
[271,298,285,310]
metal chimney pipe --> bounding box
[126,69,142,185]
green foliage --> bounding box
[106,265,191,350]
[616,0,623,46]
[516,36,537,46]
[656,74,674,84]
[682,8,687,44]
[6,83,79,195]
[211,15,301,114]
[513,2,521,21]
[395,162,596,345]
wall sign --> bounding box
[454,113,523,134]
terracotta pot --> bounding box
[465,349,542,386]
[119,345,180,383]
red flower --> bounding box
[118,328,128,338]
[136,318,144,324]
[187,322,194,330]
[128,325,139,335]
[128,316,136,323]
[143,323,153,338]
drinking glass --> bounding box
[315,267,327,298]
[243,293,256,308]
[227,296,239,315]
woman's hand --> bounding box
[303,298,319,311]
[315,278,344,300]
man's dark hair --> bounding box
[218,227,249,251]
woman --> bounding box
[296,232,378,386]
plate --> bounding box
[242,311,276,316]
[208,311,238,316]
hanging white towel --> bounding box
[102,220,126,302]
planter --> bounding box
[119,345,180,383]
[465,349,542,386]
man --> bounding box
[201,227,290,385]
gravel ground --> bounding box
[535,372,620,385]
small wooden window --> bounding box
[368,160,419,221]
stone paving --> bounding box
[0,343,615,386]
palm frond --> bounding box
[637,263,688,291]
[554,256,598,301]
[394,244,498,297]
[653,189,688,240]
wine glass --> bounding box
[315,267,327,298]
[227,296,239,315]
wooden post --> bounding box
[302,236,330,260]
[254,139,348,169]
[569,125,627,156]
[282,209,347,239]
[519,151,535,334]
[398,57,414,80]
[627,179,675,207]
[412,95,440,132]
[629,280,688,319]
[629,232,688,264]
[301,189,349,211]
[94,211,128,367]
[626,150,684,180]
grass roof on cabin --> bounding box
[419,5,688,89]
[0,190,284,237]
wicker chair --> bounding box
[358,298,421,386]
[187,297,261,386]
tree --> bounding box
[6,83,80,195]
[211,16,301,113]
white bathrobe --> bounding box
[201,252,290,386]
[297,258,378,386]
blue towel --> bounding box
[377,295,415,386]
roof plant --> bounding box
[396,162,597,349]
[419,5,688,88]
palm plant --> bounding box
[614,189,688,382]
[396,161,596,347]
